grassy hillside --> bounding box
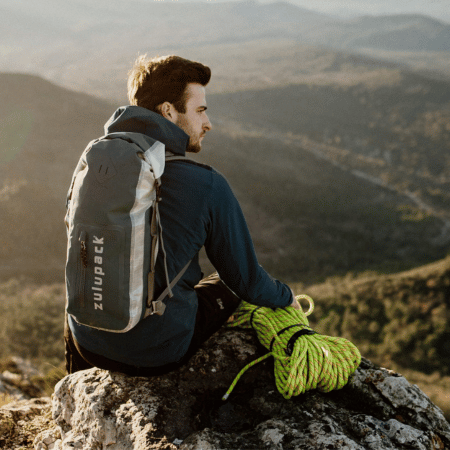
[0,279,65,369]
[303,256,450,374]
[299,256,450,417]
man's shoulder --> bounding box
[165,157,232,197]
[167,158,226,181]
[173,158,213,172]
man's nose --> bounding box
[203,115,212,131]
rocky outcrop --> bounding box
[1,397,54,450]
[37,328,450,450]
[0,356,45,402]
[0,357,54,449]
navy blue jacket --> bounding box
[69,106,293,367]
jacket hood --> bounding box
[104,106,190,156]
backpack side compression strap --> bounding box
[144,258,191,318]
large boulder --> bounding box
[41,328,449,449]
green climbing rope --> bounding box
[223,295,361,400]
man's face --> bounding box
[172,83,212,153]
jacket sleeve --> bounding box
[204,170,293,308]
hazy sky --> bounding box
[118,0,450,22]
[1,0,448,20]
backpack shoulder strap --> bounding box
[144,151,193,317]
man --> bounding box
[65,54,299,376]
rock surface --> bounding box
[0,356,54,449]
[0,356,45,402]
[37,328,450,450]
[0,397,54,449]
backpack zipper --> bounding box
[78,229,87,309]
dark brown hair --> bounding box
[127,54,211,113]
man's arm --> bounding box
[204,170,294,309]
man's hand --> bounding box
[290,291,301,310]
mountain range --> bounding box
[1,0,450,284]
[1,1,450,101]
[301,14,450,52]
[284,0,450,23]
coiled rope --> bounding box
[223,295,361,400]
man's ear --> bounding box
[159,102,175,122]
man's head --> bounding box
[127,55,212,153]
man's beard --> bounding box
[186,137,202,153]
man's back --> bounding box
[68,105,293,368]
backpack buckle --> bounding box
[150,300,166,316]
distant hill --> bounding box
[302,14,450,52]
[0,73,114,282]
[305,254,450,375]
[1,73,447,284]
[287,0,450,24]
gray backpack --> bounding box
[65,132,190,333]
